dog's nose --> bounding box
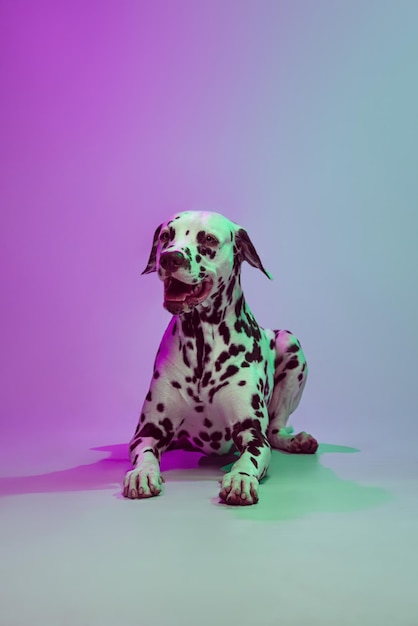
[160,251,186,273]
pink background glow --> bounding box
[1,1,418,471]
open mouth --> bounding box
[164,277,213,314]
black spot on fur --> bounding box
[181,314,196,338]
[209,381,229,403]
[275,372,286,383]
[232,418,261,435]
[215,350,230,372]
[160,417,173,431]
[146,390,152,402]
[286,358,299,370]
[136,423,163,441]
[251,394,261,410]
[234,294,244,319]
[238,380,246,386]
[135,420,174,453]
[229,343,245,357]
[195,405,204,412]
[156,403,164,413]
[247,442,262,456]
[219,321,230,346]
[171,381,181,389]
[186,387,201,403]
[153,370,160,379]
[182,345,190,368]
[245,341,262,363]
[226,275,237,304]
[199,431,210,441]
[250,457,259,469]
[201,372,212,387]
[287,343,300,353]
[238,472,250,477]
[275,356,283,368]
[220,364,239,381]
[193,437,203,447]
[197,242,216,259]
[203,418,213,428]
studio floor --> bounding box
[1,432,417,626]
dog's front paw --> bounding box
[219,471,259,506]
[123,465,163,499]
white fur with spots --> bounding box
[124,211,317,505]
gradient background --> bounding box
[1,1,418,625]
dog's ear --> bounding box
[142,224,163,274]
[235,228,272,279]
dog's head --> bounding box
[142,211,271,315]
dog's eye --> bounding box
[160,231,170,243]
[205,234,218,245]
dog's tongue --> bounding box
[164,278,193,302]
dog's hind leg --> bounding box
[267,330,318,454]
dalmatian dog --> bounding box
[124,211,318,506]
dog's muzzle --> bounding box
[160,251,213,315]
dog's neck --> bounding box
[178,274,255,339]
[196,272,245,324]
[174,272,261,381]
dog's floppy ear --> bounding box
[142,224,163,274]
[235,228,272,279]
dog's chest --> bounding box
[157,313,275,398]
[170,317,253,374]
[152,310,275,454]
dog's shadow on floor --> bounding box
[0,442,391,521]
[197,445,391,520]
